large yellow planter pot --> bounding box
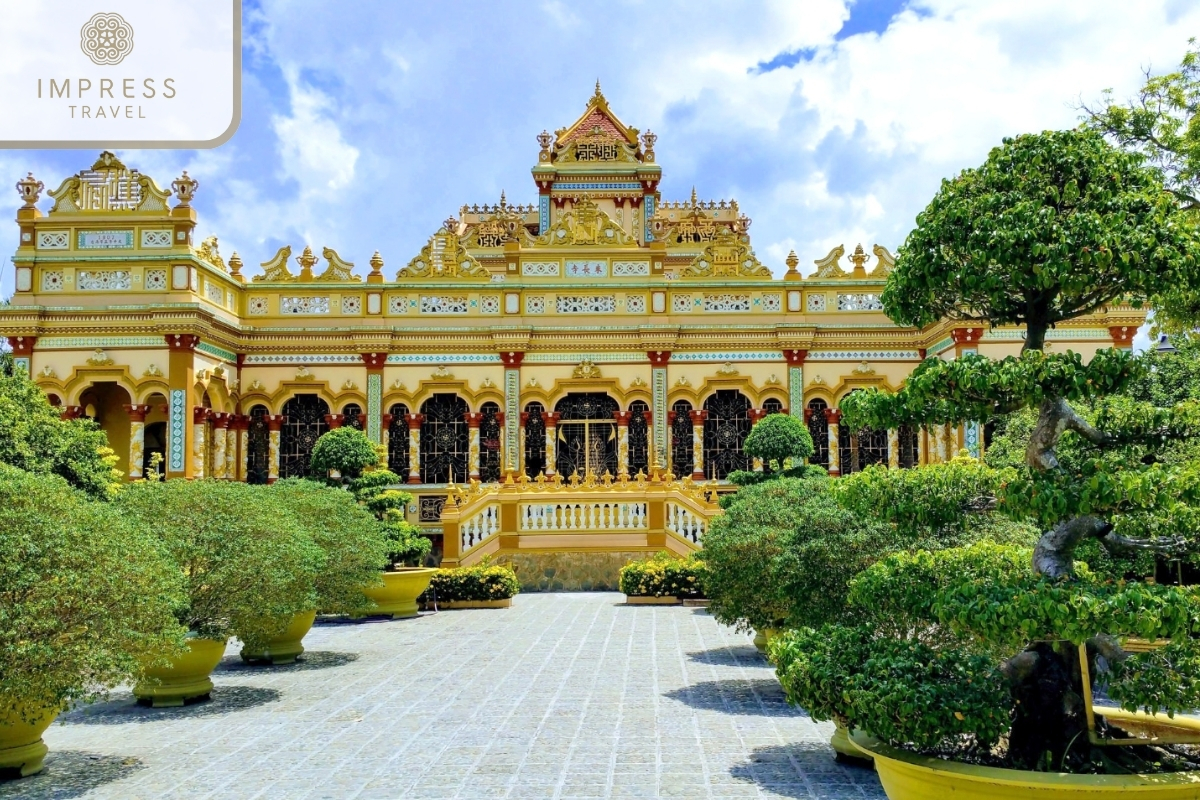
[852,719,1200,800]
[134,638,227,708]
[240,610,317,665]
[360,568,437,619]
[830,722,872,763]
[0,703,58,777]
[753,627,779,654]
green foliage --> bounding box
[349,470,403,500]
[0,355,121,498]
[1126,336,1200,406]
[1107,640,1200,716]
[269,478,389,615]
[115,480,325,649]
[618,552,707,598]
[365,489,410,519]
[771,626,1013,751]
[727,463,825,487]
[309,427,380,479]
[0,465,186,719]
[425,561,520,602]
[880,128,1200,347]
[743,414,814,471]
[348,472,430,569]
[383,519,432,568]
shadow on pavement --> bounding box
[59,685,281,725]
[662,679,801,717]
[729,742,880,799]
[686,645,765,666]
[216,650,359,673]
[0,751,143,798]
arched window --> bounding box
[280,394,330,479]
[899,424,919,468]
[837,391,888,475]
[554,393,619,478]
[806,399,830,470]
[479,401,502,483]
[703,390,752,480]
[420,394,469,483]
[628,400,650,476]
[763,397,785,415]
[342,403,363,430]
[387,403,410,476]
[670,400,694,477]
[523,403,546,478]
[246,404,270,484]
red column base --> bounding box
[408,475,421,485]
[267,477,277,485]
[691,471,705,481]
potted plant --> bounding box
[619,552,707,605]
[115,480,324,705]
[728,413,820,487]
[774,127,1200,794]
[239,478,390,663]
[424,560,521,608]
[349,472,436,619]
[310,427,383,482]
[0,465,185,776]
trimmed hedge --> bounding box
[619,552,707,598]
[424,563,520,602]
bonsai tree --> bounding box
[743,413,814,472]
[115,480,325,651]
[309,426,379,480]
[0,354,121,498]
[349,471,432,568]
[270,478,390,615]
[0,465,185,722]
[777,128,1200,772]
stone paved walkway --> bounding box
[4,593,884,799]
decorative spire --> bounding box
[537,129,552,163]
[499,190,506,209]
[785,250,800,277]
[296,245,318,281]
[228,251,244,282]
[595,78,602,98]
[640,130,657,163]
[172,170,198,207]
[690,186,698,207]
[16,173,44,208]
[368,250,384,284]
[848,243,870,277]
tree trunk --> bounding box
[1005,641,1088,770]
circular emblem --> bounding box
[80,12,134,66]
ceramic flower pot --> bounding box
[240,610,317,665]
[753,627,779,654]
[360,568,437,619]
[0,702,58,777]
[851,710,1200,799]
[134,637,227,707]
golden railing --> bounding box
[438,470,722,567]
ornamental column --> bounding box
[266,414,284,484]
[363,352,387,445]
[230,414,249,481]
[123,404,151,480]
[381,413,394,468]
[7,336,36,374]
[544,412,561,477]
[465,412,484,481]
[405,414,424,484]
[61,405,84,421]
[688,409,707,481]
[210,412,230,480]
[783,349,807,421]
[826,409,842,477]
[614,411,632,479]
[748,409,768,472]
[642,409,655,475]
[648,351,670,470]
[192,407,209,479]
[1109,326,1135,349]
[324,413,344,430]
[500,351,525,479]
[918,427,928,465]
[166,334,200,479]
[887,428,900,469]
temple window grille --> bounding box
[523,403,546,478]
[342,403,363,430]
[837,392,888,475]
[420,394,469,484]
[628,400,650,475]
[671,400,694,477]
[703,390,752,480]
[763,398,785,415]
[419,495,446,523]
[387,403,410,476]
[280,394,330,479]
[899,424,919,468]
[246,405,270,484]
[143,421,166,479]
[554,393,619,478]
[480,401,502,483]
[806,399,830,470]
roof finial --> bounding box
[690,186,698,207]
[499,190,506,209]
[595,78,602,98]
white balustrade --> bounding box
[519,501,648,532]
[666,501,706,543]
[460,504,500,551]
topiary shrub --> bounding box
[0,465,186,720]
[743,413,814,472]
[618,552,707,598]
[424,561,520,602]
[269,478,389,615]
[115,480,325,650]
[348,476,433,569]
[309,427,379,480]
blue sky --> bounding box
[3,0,1197,313]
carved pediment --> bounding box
[534,196,637,247]
[48,151,171,213]
[682,230,771,279]
[550,83,642,165]
[195,236,226,271]
[254,246,294,282]
[869,244,895,279]
[400,228,489,279]
[463,198,534,249]
[812,245,847,279]
[318,247,361,282]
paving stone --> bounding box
[2,593,882,799]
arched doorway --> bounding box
[838,390,888,474]
[142,391,168,479]
[806,398,830,470]
[554,393,618,478]
[628,400,650,475]
[78,382,132,479]
[246,404,271,484]
[420,394,469,483]
[670,400,694,477]
[387,403,410,476]
[899,424,919,468]
[523,402,546,478]
[280,394,330,479]
[479,401,502,483]
[342,403,363,430]
[702,389,751,479]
